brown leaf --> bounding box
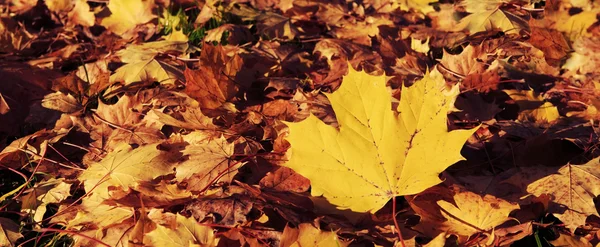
[260,166,310,193]
[174,133,239,192]
[185,195,254,226]
[505,160,600,231]
[185,45,244,111]
[0,217,23,246]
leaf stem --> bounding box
[392,196,406,247]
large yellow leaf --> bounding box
[283,67,478,212]
[99,0,156,39]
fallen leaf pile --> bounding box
[1,0,600,246]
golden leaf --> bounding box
[283,66,478,212]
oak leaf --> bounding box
[283,67,478,212]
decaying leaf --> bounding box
[184,45,244,111]
[522,159,600,231]
[0,218,23,246]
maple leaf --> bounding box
[0,17,31,52]
[184,45,244,111]
[147,213,218,246]
[438,45,500,92]
[45,0,94,27]
[63,194,134,229]
[280,223,350,247]
[110,58,184,86]
[152,107,216,130]
[436,186,519,236]
[173,133,239,192]
[78,143,178,200]
[260,166,310,193]
[116,40,189,64]
[283,66,478,212]
[517,160,600,231]
[456,8,529,34]
[504,89,559,123]
[20,178,71,224]
[551,9,600,41]
[99,0,157,39]
[41,91,82,113]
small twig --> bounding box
[16,148,85,171]
[48,144,85,169]
[436,63,465,79]
[60,141,90,152]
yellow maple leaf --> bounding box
[20,178,72,224]
[283,67,478,212]
[78,143,177,200]
[109,58,184,86]
[503,89,559,123]
[437,187,519,236]
[280,223,350,247]
[456,9,529,34]
[100,0,156,39]
[147,213,218,246]
[552,10,600,41]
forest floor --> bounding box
[1,0,600,246]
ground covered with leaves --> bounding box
[1,0,600,246]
